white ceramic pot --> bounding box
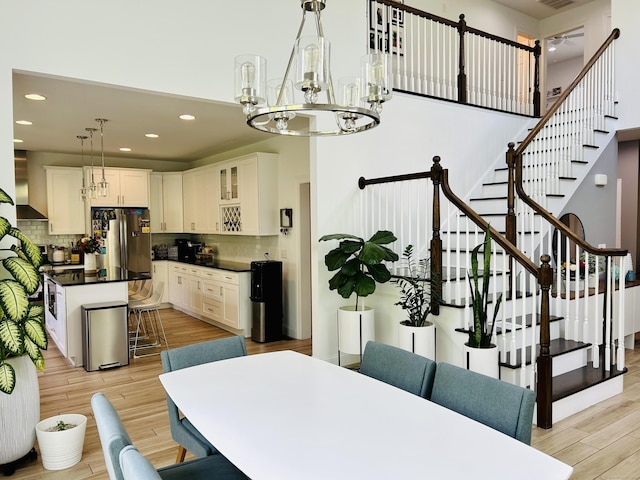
[463,343,500,378]
[0,355,40,465]
[398,322,435,360]
[36,414,87,470]
[337,306,375,356]
[83,253,97,274]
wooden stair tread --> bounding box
[500,338,590,369]
[552,352,627,402]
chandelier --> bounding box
[85,127,98,199]
[77,134,88,200]
[234,0,392,136]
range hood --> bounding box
[14,150,47,221]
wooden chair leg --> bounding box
[176,445,187,463]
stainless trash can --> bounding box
[82,301,129,372]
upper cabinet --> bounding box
[218,153,278,236]
[44,167,86,235]
[85,167,150,207]
[150,172,184,233]
[183,165,219,233]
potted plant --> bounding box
[0,188,46,473]
[465,225,502,378]
[393,244,438,359]
[35,414,88,470]
[76,235,102,273]
[319,230,398,362]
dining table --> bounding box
[159,350,573,480]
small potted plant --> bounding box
[76,235,102,273]
[465,225,502,378]
[393,245,438,359]
[0,187,46,473]
[319,230,398,361]
[35,414,88,470]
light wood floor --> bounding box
[10,309,640,479]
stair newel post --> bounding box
[430,156,443,316]
[505,142,517,247]
[533,40,541,117]
[537,254,553,429]
[456,14,468,104]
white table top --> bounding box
[159,350,572,480]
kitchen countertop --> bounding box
[43,268,151,286]
[156,258,251,272]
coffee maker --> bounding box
[175,239,203,262]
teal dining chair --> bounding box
[430,362,536,444]
[160,336,247,462]
[91,393,247,480]
[359,341,437,399]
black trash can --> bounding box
[250,261,283,342]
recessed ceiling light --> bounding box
[119,147,132,152]
[13,138,23,143]
[145,133,159,138]
[15,120,33,125]
[179,114,196,120]
[24,93,46,101]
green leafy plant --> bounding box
[0,188,46,395]
[467,226,502,348]
[393,245,438,327]
[319,230,398,309]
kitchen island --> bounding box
[43,268,150,367]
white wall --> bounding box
[612,0,640,131]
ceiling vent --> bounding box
[538,0,575,9]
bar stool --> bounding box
[129,281,168,358]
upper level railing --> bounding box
[368,0,541,116]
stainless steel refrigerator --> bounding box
[91,208,152,275]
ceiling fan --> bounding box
[547,31,584,52]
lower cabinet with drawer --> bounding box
[167,262,251,336]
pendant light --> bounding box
[77,135,88,200]
[234,0,392,136]
[95,118,109,198]
[85,127,98,199]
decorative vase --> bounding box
[337,306,375,359]
[398,321,435,360]
[36,414,87,470]
[463,343,499,378]
[0,356,40,468]
[83,253,97,274]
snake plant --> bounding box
[0,188,46,394]
[467,225,502,348]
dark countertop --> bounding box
[156,258,251,272]
[44,268,151,286]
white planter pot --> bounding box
[83,253,97,274]
[36,414,87,470]
[463,343,499,378]
[398,322,435,360]
[0,356,40,466]
[337,306,375,356]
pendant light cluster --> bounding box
[78,118,110,200]
[234,0,392,136]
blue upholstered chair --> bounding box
[430,362,536,444]
[91,393,247,480]
[160,336,247,462]
[359,341,437,399]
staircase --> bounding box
[358,28,626,427]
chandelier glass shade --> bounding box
[234,0,392,136]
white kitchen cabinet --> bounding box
[183,165,219,233]
[166,262,251,336]
[150,172,183,233]
[86,167,150,207]
[218,153,278,236]
[44,166,86,235]
[152,260,170,305]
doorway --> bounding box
[544,27,585,112]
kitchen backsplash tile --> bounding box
[17,220,80,248]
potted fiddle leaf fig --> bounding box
[319,230,398,360]
[465,225,502,378]
[393,244,439,359]
[0,187,46,473]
